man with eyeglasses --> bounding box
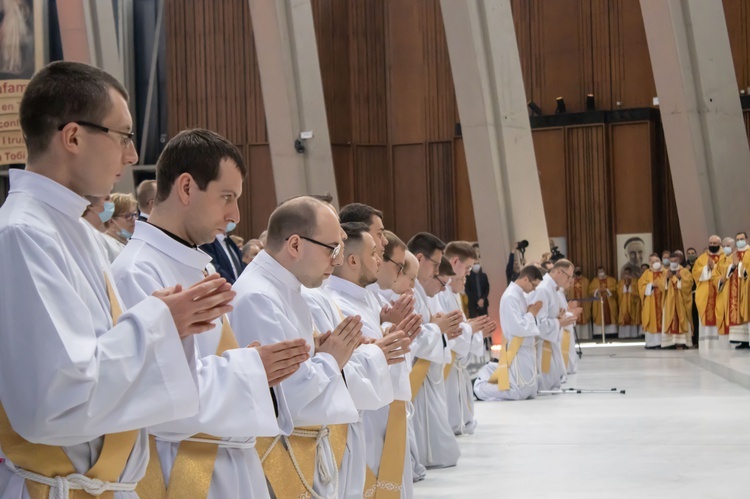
[0,61,237,497]
[229,196,362,498]
[536,260,579,392]
[589,265,619,337]
[474,265,544,401]
[406,233,463,470]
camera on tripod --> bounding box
[517,240,529,255]
[550,245,565,262]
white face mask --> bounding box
[670,262,679,271]
[738,240,747,250]
[472,264,481,272]
[724,246,733,256]
[598,272,606,279]
[652,261,662,271]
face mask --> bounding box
[662,258,670,266]
[652,261,662,271]
[99,202,115,223]
[688,255,697,263]
[472,264,481,272]
[118,228,133,240]
[575,270,582,277]
[670,262,679,271]
[724,246,733,256]
[738,240,747,250]
[708,245,720,254]
[598,272,606,279]
[226,221,237,233]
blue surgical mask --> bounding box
[99,202,115,223]
[226,221,237,233]
[118,228,133,240]
[724,246,733,256]
[738,240,747,250]
[662,257,670,266]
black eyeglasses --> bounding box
[384,255,405,275]
[435,275,447,286]
[288,235,342,260]
[58,121,135,147]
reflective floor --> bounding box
[414,345,750,499]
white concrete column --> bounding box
[441,0,550,341]
[641,0,750,246]
[248,0,339,206]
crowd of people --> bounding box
[0,61,501,499]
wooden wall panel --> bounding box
[453,138,477,242]
[566,125,614,276]
[240,145,277,239]
[331,145,354,207]
[428,142,456,242]
[393,144,429,240]
[724,0,749,92]
[510,0,533,102]
[533,128,567,238]
[610,122,653,235]
[610,0,655,109]
[354,146,393,227]
[424,0,455,142]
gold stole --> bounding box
[540,340,553,373]
[409,358,432,402]
[488,336,524,390]
[561,330,571,369]
[136,316,240,499]
[363,400,407,498]
[663,276,687,334]
[443,351,457,381]
[0,273,139,499]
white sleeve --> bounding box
[645,283,653,296]
[343,345,394,411]
[536,290,561,342]
[410,323,447,363]
[500,295,540,338]
[0,227,198,445]
[700,265,712,282]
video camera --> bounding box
[550,245,565,262]
[517,240,529,255]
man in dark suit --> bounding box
[201,230,245,283]
[136,179,156,222]
[465,242,490,318]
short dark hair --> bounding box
[407,232,446,258]
[737,231,748,239]
[438,257,456,276]
[686,247,697,253]
[517,265,543,283]
[155,129,246,203]
[670,252,680,259]
[20,61,129,160]
[341,222,371,255]
[445,241,477,261]
[339,203,384,227]
[266,196,325,252]
[384,230,406,261]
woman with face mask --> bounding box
[106,192,138,245]
[81,194,123,262]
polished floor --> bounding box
[414,345,750,498]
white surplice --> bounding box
[113,221,288,498]
[436,286,483,435]
[366,283,426,484]
[556,288,578,375]
[534,274,566,391]
[302,284,393,499]
[410,281,460,469]
[325,277,414,498]
[473,282,540,401]
[0,170,199,499]
[228,251,358,499]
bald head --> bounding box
[136,179,157,215]
[266,196,328,253]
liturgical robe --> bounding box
[113,221,287,498]
[639,269,666,348]
[617,277,641,339]
[0,170,200,498]
[228,251,359,499]
[661,266,694,348]
[302,283,395,499]
[567,276,592,340]
[714,250,750,343]
[535,274,566,391]
[474,282,540,401]
[693,252,723,348]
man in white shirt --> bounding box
[229,196,363,499]
[0,61,234,498]
[324,222,416,498]
[474,265,544,401]
[113,128,311,498]
[406,233,462,469]
[536,260,579,391]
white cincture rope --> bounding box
[5,460,136,499]
[259,427,339,499]
[180,436,257,449]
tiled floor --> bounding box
[414,345,750,499]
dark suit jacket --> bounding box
[200,237,245,284]
[465,269,490,318]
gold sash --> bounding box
[137,316,240,499]
[561,330,571,369]
[443,351,457,381]
[488,336,524,391]
[0,273,139,499]
[540,340,552,373]
[363,400,407,498]
[409,358,432,402]
[256,424,348,498]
